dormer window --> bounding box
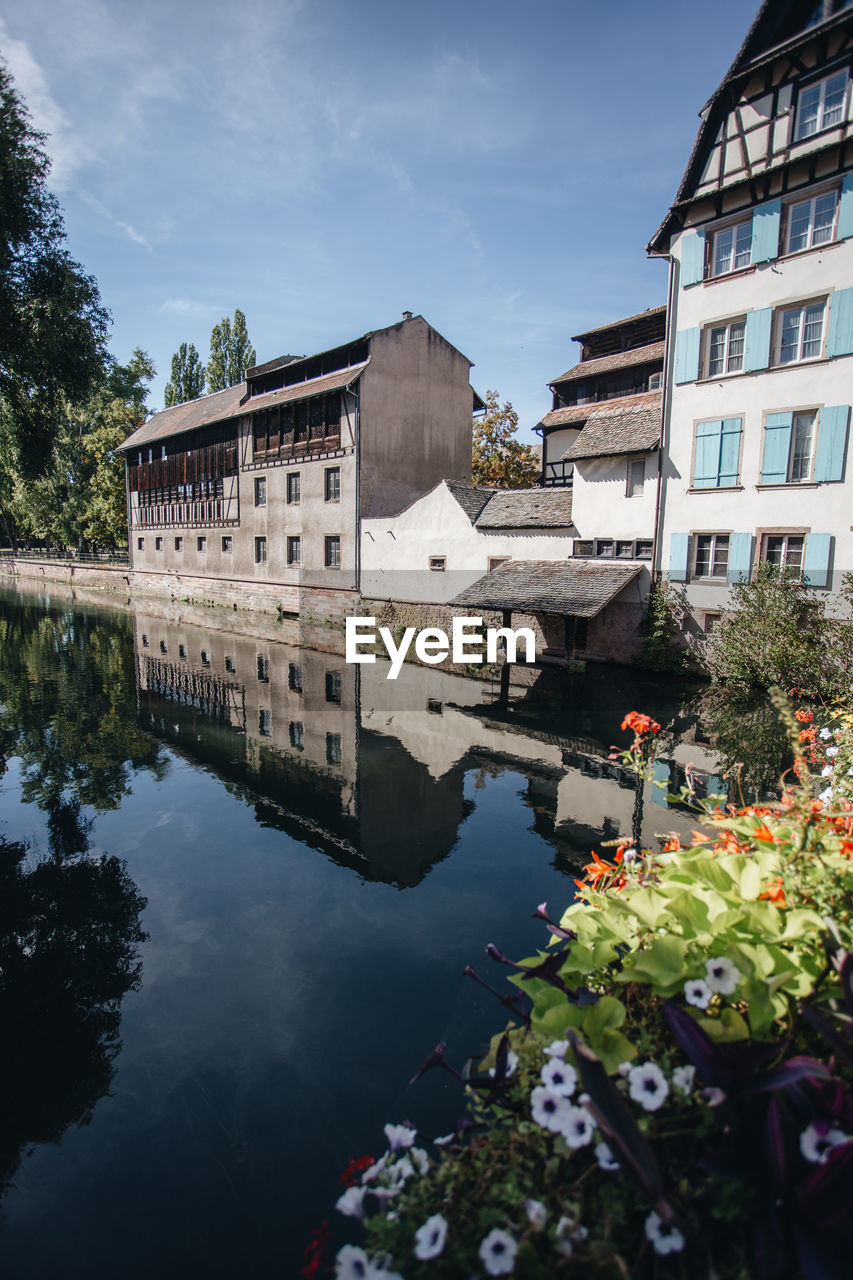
[785,190,838,253]
[795,70,848,141]
[711,219,752,276]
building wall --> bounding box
[542,426,581,468]
[570,454,658,542]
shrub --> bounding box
[636,579,689,672]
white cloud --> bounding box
[77,191,153,252]
[161,298,226,317]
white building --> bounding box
[650,0,853,631]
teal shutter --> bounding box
[751,199,781,264]
[674,327,701,383]
[681,230,705,287]
[693,419,722,488]
[814,404,850,482]
[669,533,690,582]
[744,308,773,371]
[718,418,742,486]
[803,533,832,589]
[826,288,853,357]
[761,412,793,483]
[728,533,754,584]
[837,175,853,241]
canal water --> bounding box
[0,586,781,1278]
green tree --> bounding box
[472,390,538,488]
[163,341,205,407]
[0,61,109,478]
[206,308,256,392]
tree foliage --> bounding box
[472,390,538,488]
[163,342,205,407]
[636,578,689,672]
[206,308,256,392]
[0,60,110,477]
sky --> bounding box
[1,0,755,440]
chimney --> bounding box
[402,310,412,321]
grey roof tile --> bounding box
[474,488,574,528]
[561,396,662,462]
[551,340,665,386]
[451,559,642,618]
[444,480,497,523]
[539,389,660,431]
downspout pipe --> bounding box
[651,252,677,582]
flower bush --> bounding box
[327,697,853,1279]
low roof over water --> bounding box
[451,559,641,618]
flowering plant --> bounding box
[327,696,853,1278]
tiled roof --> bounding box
[119,363,368,451]
[571,306,666,344]
[551,340,665,386]
[474,488,574,529]
[444,480,496,523]
[451,560,642,618]
[539,389,660,431]
[561,395,662,462]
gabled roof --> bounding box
[571,306,666,345]
[451,560,642,619]
[561,395,662,462]
[444,480,495,523]
[474,489,574,529]
[539,390,661,432]
[550,341,665,387]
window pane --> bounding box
[779,310,801,363]
[797,83,822,138]
[713,227,733,275]
[734,221,752,269]
[727,322,745,371]
[822,73,847,127]
[813,191,837,243]
[790,412,815,480]
[712,535,730,577]
[802,303,824,357]
[695,535,712,577]
[708,327,726,376]
[785,536,805,570]
[788,200,812,252]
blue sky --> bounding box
[1,0,753,440]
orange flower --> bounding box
[621,711,661,736]
[752,822,776,843]
[759,877,787,905]
[795,709,814,723]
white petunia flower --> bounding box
[617,1061,633,1077]
[573,1225,589,1242]
[531,1085,572,1133]
[684,978,712,1009]
[561,1104,596,1148]
[819,787,834,803]
[822,764,834,778]
[705,957,741,996]
[361,1153,387,1184]
[489,1051,519,1079]
[800,1124,851,1164]
[388,1156,414,1188]
[644,1210,685,1256]
[595,1140,620,1171]
[410,1147,429,1175]
[554,1217,574,1258]
[826,744,839,756]
[545,1039,570,1059]
[628,1062,669,1112]
[433,1133,454,1147]
[540,1057,577,1096]
[524,1199,547,1228]
[383,1123,416,1152]
[336,1185,367,1219]
[335,1244,374,1279]
[414,1213,448,1260]
[820,727,832,740]
[702,1087,726,1107]
[673,1065,696,1096]
[478,1228,518,1276]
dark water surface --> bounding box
[0,586,746,1278]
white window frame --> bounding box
[788,411,818,482]
[761,533,805,571]
[774,300,826,365]
[693,533,730,581]
[626,458,645,497]
[794,70,849,142]
[254,476,267,507]
[325,535,341,568]
[710,219,752,277]
[287,535,301,566]
[255,536,267,565]
[286,472,300,504]
[784,189,839,254]
[429,556,446,572]
[324,467,341,503]
[704,319,746,377]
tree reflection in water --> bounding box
[690,685,793,802]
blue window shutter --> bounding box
[744,308,773,371]
[728,534,754,584]
[673,328,701,383]
[826,288,853,357]
[761,412,793,483]
[718,418,742,486]
[837,175,853,241]
[814,404,850,482]
[681,230,705,287]
[669,533,690,582]
[751,199,781,264]
[693,419,722,488]
[803,533,832,588]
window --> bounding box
[259,709,271,737]
[429,556,446,571]
[174,536,183,552]
[326,733,342,765]
[325,535,341,568]
[427,699,443,715]
[786,190,838,253]
[573,540,593,557]
[255,536,267,564]
[635,540,653,560]
[254,476,267,506]
[287,536,301,566]
[692,417,743,489]
[257,655,269,682]
[159,640,167,654]
[155,537,163,551]
[141,634,149,646]
[179,644,187,659]
[795,71,848,141]
[694,534,730,579]
[488,557,510,571]
[287,472,301,504]
[324,467,341,502]
[197,536,206,552]
[326,671,342,704]
[705,319,745,377]
[595,539,614,557]
[222,535,232,553]
[762,534,805,571]
[615,540,635,559]
[201,650,210,666]
[776,301,826,364]
[703,612,722,634]
[225,656,235,673]
[788,411,817,481]
[711,220,752,276]
[288,663,303,693]
[289,721,304,750]
[648,372,663,391]
[137,537,144,551]
[627,459,645,497]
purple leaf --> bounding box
[798,1142,853,1228]
[409,1041,464,1086]
[839,952,853,1019]
[663,1001,733,1089]
[800,1006,853,1069]
[765,1096,796,1195]
[749,1057,832,1095]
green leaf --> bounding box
[698,1007,749,1042]
[621,935,687,992]
[582,995,626,1039]
[739,861,762,901]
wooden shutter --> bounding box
[693,420,722,488]
[681,229,706,287]
[719,418,742,486]
[803,533,832,588]
[826,289,853,357]
[674,328,701,383]
[751,200,781,264]
[761,412,793,483]
[727,533,754,584]
[744,308,773,371]
[669,533,690,582]
[814,404,850,482]
[837,175,853,242]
